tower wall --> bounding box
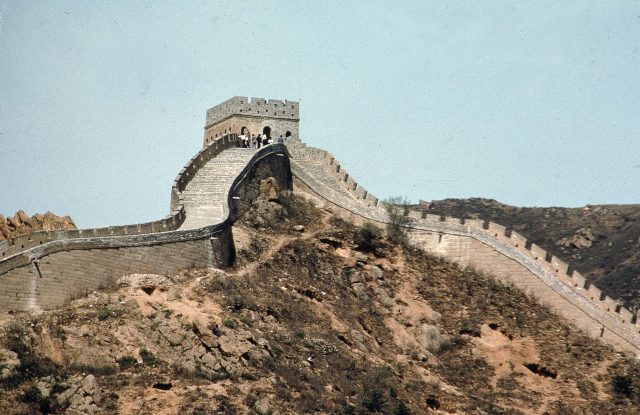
[203,96,300,146]
[203,115,299,146]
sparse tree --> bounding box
[384,196,412,245]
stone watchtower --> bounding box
[203,96,299,147]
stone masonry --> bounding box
[2,97,639,356]
[203,96,300,146]
[0,133,291,311]
[284,135,640,355]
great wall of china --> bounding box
[1,96,639,356]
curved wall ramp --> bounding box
[0,135,291,312]
[285,137,640,355]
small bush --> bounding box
[612,374,634,399]
[294,329,306,339]
[355,222,382,252]
[362,385,385,411]
[343,404,356,414]
[117,355,138,370]
[97,307,112,321]
[139,348,157,366]
[384,196,412,245]
[277,192,295,217]
[68,363,118,376]
[390,401,412,415]
[20,385,51,413]
[223,319,238,329]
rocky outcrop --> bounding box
[0,210,76,241]
[556,228,595,249]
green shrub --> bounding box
[294,329,306,339]
[139,348,157,366]
[384,196,412,245]
[343,404,356,414]
[117,355,138,370]
[390,401,412,415]
[223,319,238,329]
[68,363,118,376]
[362,385,385,411]
[612,374,634,399]
[20,385,52,413]
[355,222,382,252]
[97,307,112,321]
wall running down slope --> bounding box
[2,125,638,355]
[285,136,640,355]
[0,135,291,312]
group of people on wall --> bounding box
[238,127,290,149]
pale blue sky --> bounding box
[1,1,639,228]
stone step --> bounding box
[177,147,256,230]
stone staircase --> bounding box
[286,139,363,204]
[178,147,258,230]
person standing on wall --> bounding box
[240,127,250,148]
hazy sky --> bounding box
[1,1,639,228]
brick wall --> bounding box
[0,143,290,312]
[289,140,640,355]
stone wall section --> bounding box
[203,96,300,146]
[0,135,290,312]
[286,138,640,355]
[1,133,244,261]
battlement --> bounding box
[205,96,299,129]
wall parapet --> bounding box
[289,138,640,355]
[286,138,380,207]
[0,133,243,261]
[205,96,299,130]
[1,138,290,312]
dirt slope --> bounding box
[422,198,640,310]
[1,192,640,414]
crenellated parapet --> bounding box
[203,96,300,147]
[287,137,640,355]
[0,132,291,312]
[205,96,299,128]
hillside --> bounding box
[422,198,640,311]
[0,211,76,241]
[1,192,640,414]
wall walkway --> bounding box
[3,128,638,356]
[0,136,290,312]
[285,137,640,355]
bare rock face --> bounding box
[556,228,595,249]
[259,177,280,202]
[56,374,101,415]
[415,324,449,353]
[0,348,20,380]
[0,210,76,241]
